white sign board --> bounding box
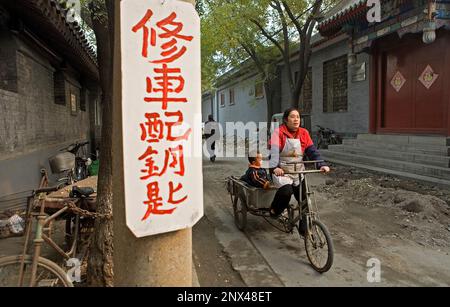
[121,0,203,237]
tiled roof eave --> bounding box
[2,0,100,80]
[47,0,97,65]
[318,0,368,34]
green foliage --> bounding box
[201,0,263,90]
[247,97,260,108]
[201,0,317,91]
[82,0,108,23]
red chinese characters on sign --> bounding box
[141,180,188,220]
[132,10,193,63]
[132,9,192,221]
[168,182,187,205]
[133,10,191,110]
[139,113,163,144]
[138,144,186,180]
[142,182,169,220]
[140,111,192,144]
[145,65,187,110]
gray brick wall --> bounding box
[310,41,370,137]
[202,40,370,141]
[215,72,268,135]
[0,41,91,160]
[0,31,92,203]
[0,31,18,93]
[279,40,370,137]
[0,89,19,154]
[201,94,212,122]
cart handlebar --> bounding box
[284,169,324,174]
[282,160,324,165]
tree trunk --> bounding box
[291,79,302,109]
[275,0,322,109]
[87,0,114,287]
[264,82,274,124]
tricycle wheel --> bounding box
[304,219,334,273]
[233,196,247,231]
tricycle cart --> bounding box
[226,160,334,273]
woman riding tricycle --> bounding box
[227,107,334,273]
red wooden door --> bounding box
[378,34,448,134]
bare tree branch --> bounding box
[249,18,285,56]
[281,0,303,35]
[279,0,323,106]
[238,40,265,74]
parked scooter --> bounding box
[316,125,342,149]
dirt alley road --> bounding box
[193,157,450,286]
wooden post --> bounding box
[112,0,196,286]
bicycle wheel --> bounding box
[317,140,323,149]
[0,255,73,287]
[303,220,334,273]
[65,216,79,255]
[233,196,247,231]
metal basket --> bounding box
[246,188,277,209]
[229,177,277,210]
[48,152,75,174]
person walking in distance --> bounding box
[204,115,219,162]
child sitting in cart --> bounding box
[240,152,271,190]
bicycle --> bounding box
[0,184,102,287]
[316,125,342,149]
[226,160,334,273]
[49,141,92,189]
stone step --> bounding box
[342,139,356,145]
[356,134,450,146]
[321,150,450,181]
[342,139,450,156]
[319,154,450,187]
[328,144,450,168]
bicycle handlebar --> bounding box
[282,160,324,165]
[284,169,325,174]
[59,141,90,152]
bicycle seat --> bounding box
[70,186,95,198]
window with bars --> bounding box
[94,98,102,126]
[54,70,66,105]
[323,55,348,113]
[296,68,312,114]
[255,82,264,98]
[220,92,225,107]
[70,92,78,115]
[229,88,235,105]
[80,88,88,112]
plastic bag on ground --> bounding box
[8,214,24,234]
